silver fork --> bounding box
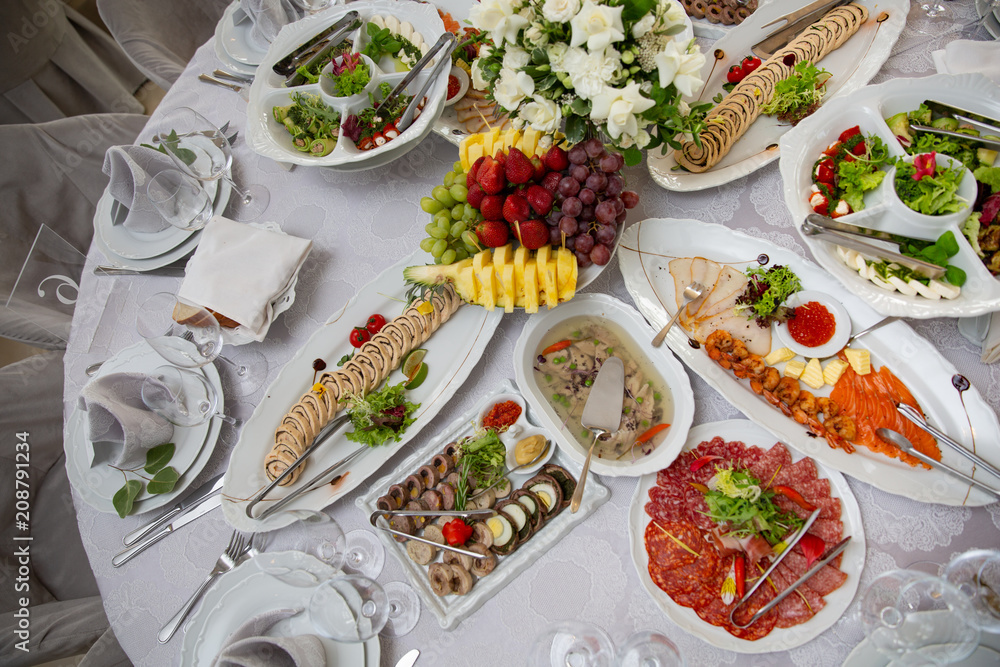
[652,282,707,347]
[157,530,252,643]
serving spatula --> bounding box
[570,357,624,513]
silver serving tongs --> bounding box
[752,0,849,60]
[283,13,361,87]
[274,11,360,77]
[896,403,1000,481]
[924,100,1000,140]
[379,32,457,133]
[370,508,495,558]
[245,412,352,519]
[730,536,852,629]
[801,214,946,279]
[726,509,821,625]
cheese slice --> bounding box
[801,358,824,389]
[823,359,850,385]
[764,347,796,366]
[844,348,871,375]
[783,360,805,379]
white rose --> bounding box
[562,46,620,100]
[471,61,490,91]
[524,22,548,46]
[494,69,536,110]
[503,46,530,72]
[542,0,580,23]
[662,0,687,30]
[469,0,505,31]
[547,42,569,71]
[589,82,654,140]
[471,0,529,46]
[570,0,624,52]
[632,12,655,38]
[654,39,705,97]
[635,129,651,148]
[520,95,562,133]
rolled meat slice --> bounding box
[468,543,497,577]
[429,562,454,596]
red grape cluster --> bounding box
[546,138,638,267]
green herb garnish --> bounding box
[141,129,196,166]
[761,60,829,125]
[701,467,803,545]
[894,159,968,216]
[112,443,178,517]
[735,264,802,328]
[344,381,419,447]
[452,429,506,511]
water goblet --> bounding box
[156,107,269,221]
[257,510,348,587]
[141,365,239,426]
[147,169,213,231]
[529,621,616,667]
[617,631,684,667]
[341,529,386,579]
[136,293,223,369]
[380,581,420,638]
[309,574,389,643]
[943,549,1000,633]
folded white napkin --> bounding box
[981,311,1000,363]
[78,373,174,469]
[212,608,325,667]
[241,0,303,50]
[102,145,176,234]
[178,216,312,342]
[932,40,1000,85]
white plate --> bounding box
[64,341,223,515]
[181,550,379,666]
[779,73,1000,318]
[512,293,695,478]
[213,1,261,76]
[246,0,448,169]
[844,632,1000,667]
[617,217,1000,506]
[647,0,907,192]
[356,381,610,630]
[218,0,269,66]
[772,290,852,359]
[628,419,865,653]
[96,180,218,261]
[222,249,503,532]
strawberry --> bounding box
[479,194,503,220]
[466,156,486,189]
[541,171,562,194]
[513,219,549,250]
[502,192,531,224]
[476,156,505,195]
[475,219,510,248]
[543,145,569,172]
[505,147,534,185]
[530,156,545,182]
[467,182,485,209]
[493,149,507,169]
[526,184,554,216]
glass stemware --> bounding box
[860,569,980,666]
[156,107,269,221]
[257,509,348,587]
[141,365,239,426]
[943,549,1000,633]
[617,631,685,667]
[147,169,214,231]
[341,529,386,579]
[529,621,616,667]
[309,574,389,643]
[380,581,420,638]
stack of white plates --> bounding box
[976,0,1000,39]
[213,1,270,76]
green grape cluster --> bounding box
[418,161,483,265]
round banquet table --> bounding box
[63,3,1000,665]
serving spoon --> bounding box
[652,282,706,347]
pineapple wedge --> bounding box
[523,259,540,313]
[493,244,513,277]
[555,247,577,302]
[500,264,516,313]
[473,249,495,310]
[541,259,559,309]
[513,246,529,302]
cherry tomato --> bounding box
[349,327,371,348]
[850,139,867,156]
[366,313,386,335]
[726,64,744,84]
[741,55,762,74]
[838,125,862,144]
[815,158,836,185]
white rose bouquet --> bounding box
[470,0,710,165]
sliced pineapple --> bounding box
[555,247,576,302]
[513,246,529,303]
[523,259,540,313]
[455,264,477,303]
[501,264,516,313]
[542,259,559,309]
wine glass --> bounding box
[381,581,420,638]
[860,569,980,666]
[141,365,240,426]
[529,621,616,667]
[257,509,348,587]
[341,529,386,579]
[617,631,684,667]
[943,549,1000,633]
[290,0,333,14]
[920,1,948,18]
[147,169,214,231]
[309,574,389,643]
[156,107,269,221]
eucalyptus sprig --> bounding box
[111,443,179,518]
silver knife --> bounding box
[122,474,225,546]
[752,0,850,60]
[112,494,221,567]
[395,649,420,667]
[95,265,187,277]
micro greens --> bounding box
[701,466,803,545]
[761,60,829,125]
[734,264,802,328]
[452,429,506,511]
[344,381,419,447]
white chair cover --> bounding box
[98,0,231,91]
[0,1,145,124]
[0,112,147,348]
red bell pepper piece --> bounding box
[773,485,817,512]
[690,454,722,472]
[734,554,746,599]
[838,125,861,144]
[442,518,474,546]
[814,158,836,185]
[541,340,573,356]
[798,532,826,568]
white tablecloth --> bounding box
[64,2,1000,665]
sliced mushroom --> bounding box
[450,564,474,595]
[471,521,493,549]
[423,524,446,545]
[428,563,454,596]
[443,549,473,570]
[406,539,437,565]
[468,543,497,577]
[417,464,440,488]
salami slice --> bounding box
[645,520,702,571]
[810,518,843,544]
[795,477,832,502]
[804,563,848,596]
[728,585,778,640]
[672,567,725,609]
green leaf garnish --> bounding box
[144,443,175,475]
[344,381,420,447]
[113,480,143,518]
[147,467,180,495]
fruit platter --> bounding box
[618,217,1000,506]
[780,73,1000,318]
[245,0,449,169]
[357,381,610,629]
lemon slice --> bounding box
[405,362,428,390]
[402,348,427,379]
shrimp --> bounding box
[728,340,750,363]
[705,330,734,362]
[750,367,780,395]
[824,415,857,453]
[774,377,801,407]
[792,391,818,424]
[733,353,764,380]
[817,397,839,418]
[763,388,794,417]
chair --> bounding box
[0,112,147,348]
[98,0,231,91]
[0,1,146,124]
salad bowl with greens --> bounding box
[780,73,1000,318]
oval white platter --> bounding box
[779,73,1000,318]
[647,0,907,192]
[65,341,222,514]
[356,380,610,630]
[245,0,448,169]
[222,249,503,532]
[628,419,865,653]
[181,550,379,666]
[617,217,1000,506]
[513,293,695,477]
